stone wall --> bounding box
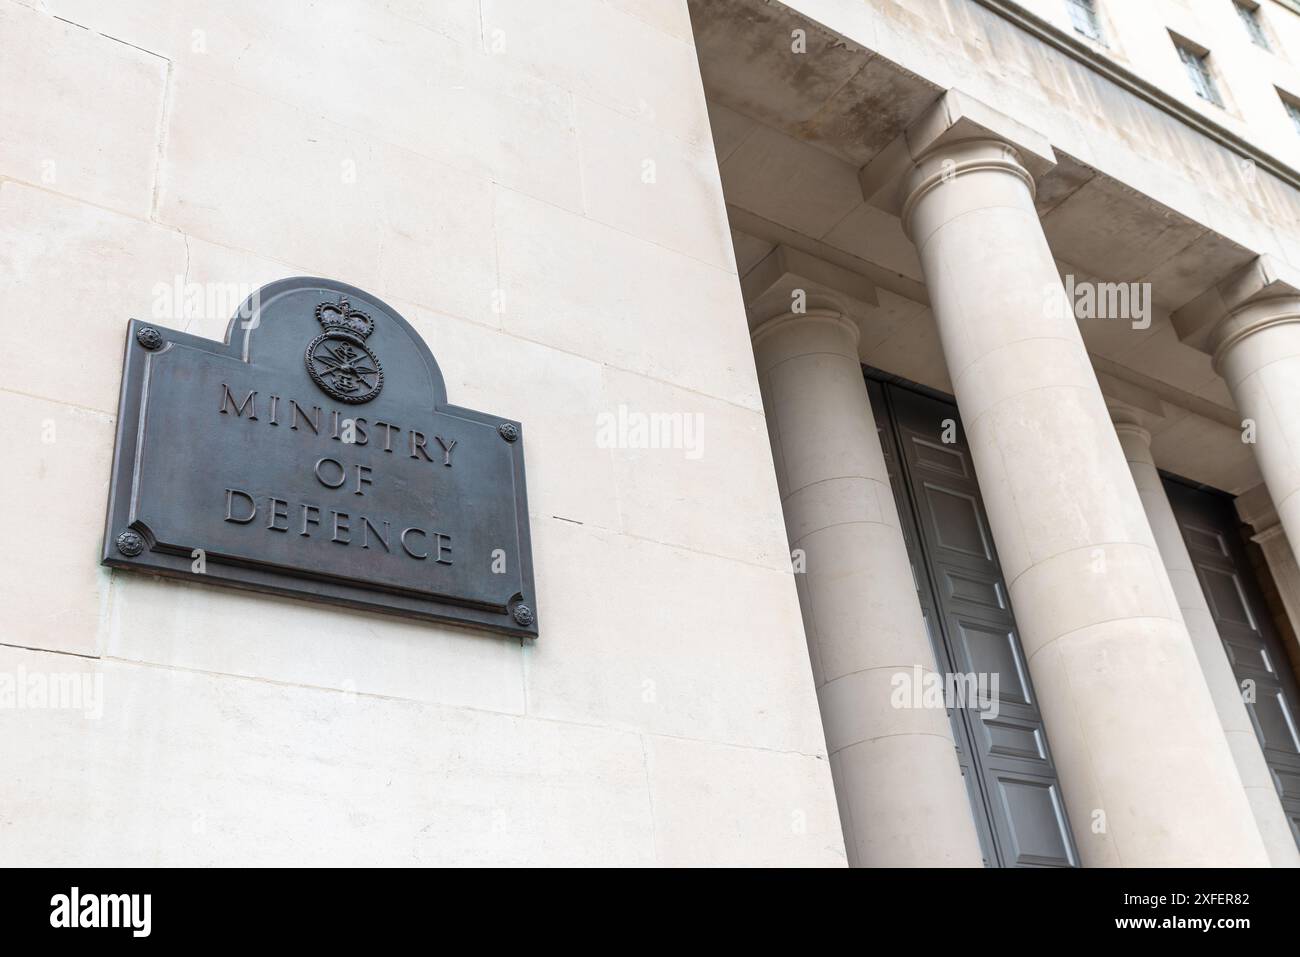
[0,0,842,865]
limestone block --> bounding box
[0,394,115,657]
[104,575,527,715]
[156,69,497,326]
[493,187,761,410]
[0,184,185,414]
[643,733,844,866]
[576,97,734,270]
[0,4,166,218]
[0,647,654,866]
[524,518,824,753]
[601,366,788,569]
[481,0,712,146]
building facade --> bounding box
[3,0,1300,866]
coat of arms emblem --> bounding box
[305,296,383,403]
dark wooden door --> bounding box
[1165,478,1300,846]
[868,376,1077,867]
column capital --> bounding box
[1206,296,1300,373]
[750,308,858,346]
[750,308,860,374]
[1109,408,1152,445]
[1109,404,1156,473]
[899,139,1038,242]
[1172,255,1300,363]
[858,88,1056,220]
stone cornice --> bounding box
[740,244,878,330]
[970,0,1300,193]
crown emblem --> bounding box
[314,296,374,340]
[305,294,383,403]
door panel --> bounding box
[994,773,1074,868]
[952,617,1032,706]
[923,484,994,559]
[867,376,1078,868]
[1165,478,1300,847]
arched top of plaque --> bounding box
[225,277,449,413]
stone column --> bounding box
[1175,258,1300,565]
[752,308,984,868]
[1113,412,1299,867]
[879,92,1268,866]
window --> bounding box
[1282,92,1300,135]
[1234,0,1270,49]
[1176,41,1224,107]
[1066,0,1105,43]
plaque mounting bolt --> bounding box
[512,603,535,627]
[136,326,164,351]
[115,531,146,557]
[498,422,519,443]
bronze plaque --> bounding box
[102,277,538,637]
